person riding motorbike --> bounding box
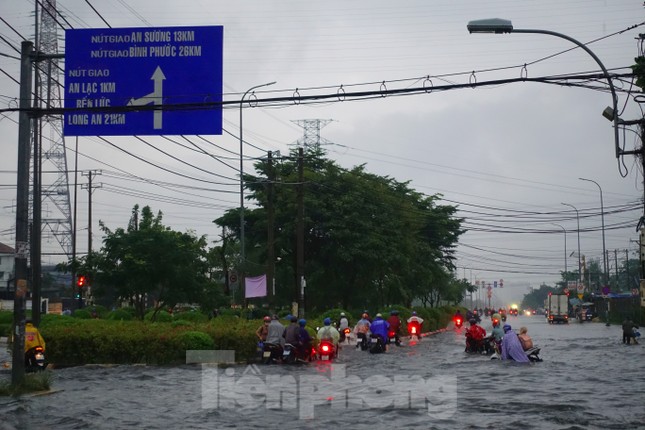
[465,318,486,352]
[298,319,312,360]
[484,316,504,354]
[407,311,424,337]
[256,316,271,342]
[386,310,402,346]
[317,317,340,350]
[354,313,371,347]
[500,324,529,362]
[24,320,46,354]
[284,316,301,345]
[24,319,46,369]
[369,313,390,345]
[489,317,504,341]
[338,312,350,342]
[266,315,286,346]
[453,309,464,327]
[518,326,533,351]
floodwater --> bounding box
[0,315,644,430]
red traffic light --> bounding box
[77,275,86,287]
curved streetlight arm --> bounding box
[467,19,620,158]
[511,28,619,157]
[551,223,567,274]
[579,177,608,283]
[239,81,277,267]
[561,202,582,284]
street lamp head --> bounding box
[602,106,614,122]
[467,18,513,34]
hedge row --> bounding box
[37,315,258,366]
[1,306,460,366]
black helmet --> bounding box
[469,318,477,324]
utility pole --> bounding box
[12,41,34,386]
[71,137,79,306]
[297,147,305,318]
[81,170,102,255]
[266,151,275,305]
[80,170,101,308]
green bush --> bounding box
[0,324,10,337]
[73,309,92,319]
[178,331,214,350]
[171,320,193,328]
[106,309,134,321]
[174,311,208,323]
[218,308,242,318]
[144,310,172,322]
[0,311,13,324]
[41,313,79,328]
[39,317,264,366]
[320,308,354,324]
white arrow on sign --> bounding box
[127,66,166,129]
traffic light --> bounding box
[77,275,86,287]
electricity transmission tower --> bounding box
[32,0,73,260]
[291,119,334,149]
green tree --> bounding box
[216,146,464,311]
[521,283,557,310]
[90,205,218,320]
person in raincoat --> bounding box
[500,324,529,363]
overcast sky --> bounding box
[1,0,644,306]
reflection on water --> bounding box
[1,316,644,430]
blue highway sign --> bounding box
[64,26,223,136]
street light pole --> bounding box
[552,223,567,274]
[579,177,608,287]
[578,178,609,286]
[562,202,581,286]
[239,81,276,280]
[466,19,621,158]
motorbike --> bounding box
[318,340,336,361]
[454,316,463,329]
[356,332,369,350]
[25,346,46,372]
[490,345,543,362]
[525,346,542,362]
[464,336,485,354]
[261,342,283,364]
[369,334,386,354]
[341,327,352,343]
[388,329,401,346]
[407,321,421,341]
[282,343,298,364]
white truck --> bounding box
[545,293,569,324]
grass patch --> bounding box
[0,371,53,396]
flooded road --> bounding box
[1,315,644,429]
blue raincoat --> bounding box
[501,330,530,362]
